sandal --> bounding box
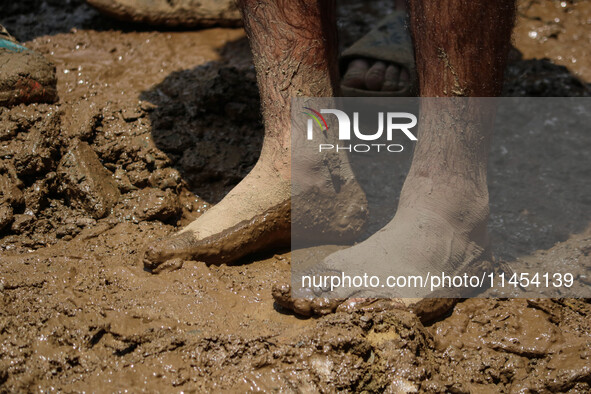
[340,11,416,97]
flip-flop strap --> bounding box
[340,10,414,72]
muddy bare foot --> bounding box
[274,179,493,323]
[143,160,290,268]
[144,148,367,269]
[145,0,369,270]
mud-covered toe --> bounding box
[272,282,459,324]
[0,26,58,107]
[340,10,416,97]
[86,0,242,27]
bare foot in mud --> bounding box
[148,0,515,328]
[273,0,515,321]
[143,135,368,268]
[273,178,492,323]
[143,1,368,270]
[143,160,291,268]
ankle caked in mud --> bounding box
[144,199,292,268]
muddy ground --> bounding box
[1,0,591,392]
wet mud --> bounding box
[1,0,591,391]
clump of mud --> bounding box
[0,102,184,252]
[1,105,63,247]
[0,60,262,253]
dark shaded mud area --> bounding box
[1,0,591,392]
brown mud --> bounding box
[1,0,591,391]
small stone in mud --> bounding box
[55,223,81,238]
[139,100,156,112]
[116,188,180,223]
[63,216,97,229]
[151,257,184,274]
[12,110,61,177]
[121,107,143,122]
[112,167,137,193]
[57,140,121,219]
[0,173,24,208]
[148,167,181,190]
[0,203,14,232]
[10,213,35,233]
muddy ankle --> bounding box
[399,175,490,230]
[143,155,367,269]
[292,178,368,246]
[144,199,291,267]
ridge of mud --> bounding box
[0,37,262,252]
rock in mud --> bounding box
[112,166,137,193]
[60,99,102,141]
[148,167,181,190]
[121,106,143,122]
[0,203,13,232]
[0,172,24,208]
[57,140,120,219]
[10,213,35,233]
[10,107,61,177]
[55,223,81,239]
[116,188,180,223]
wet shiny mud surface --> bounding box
[1,0,591,391]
